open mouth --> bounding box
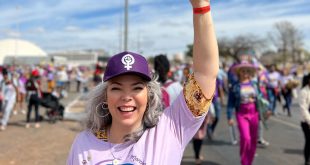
[118,107,136,112]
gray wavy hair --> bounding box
[85,75,163,142]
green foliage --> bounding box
[185,44,193,57]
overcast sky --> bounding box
[0,0,309,57]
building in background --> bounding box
[0,38,47,65]
[49,49,109,67]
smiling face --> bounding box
[107,74,148,131]
[237,68,253,82]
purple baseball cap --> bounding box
[103,51,152,82]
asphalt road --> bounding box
[182,100,305,165]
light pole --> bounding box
[124,0,128,51]
[119,10,123,52]
[14,5,20,65]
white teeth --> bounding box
[119,107,135,112]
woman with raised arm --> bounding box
[67,0,218,164]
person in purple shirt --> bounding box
[67,0,218,164]
[207,78,224,140]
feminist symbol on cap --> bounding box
[121,54,135,70]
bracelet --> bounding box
[193,6,211,14]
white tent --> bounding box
[0,38,47,65]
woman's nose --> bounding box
[121,93,133,102]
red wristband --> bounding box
[193,6,211,14]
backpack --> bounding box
[26,79,38,91]
[161,81,175,108]
[26,78,42,98]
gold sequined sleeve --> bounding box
[183,74,214,117]
[94,129,108,142]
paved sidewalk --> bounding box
[0,91,83,165]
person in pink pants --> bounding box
[237,103,259,165]
[227,59,260,165]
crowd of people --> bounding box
[1,0,309,165]
[145,50,309,165]
[0,33,308,165]
[0,48,309,165]
[154,49,310,165]
[0,64,92,130]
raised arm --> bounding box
[190,0,219,99]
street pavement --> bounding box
[181,103,304,165]
[0,88,305,165]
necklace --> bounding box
[108,128,136,165]
[109,143,121,165]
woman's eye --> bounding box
[134,87,143,90]
[111,87,120,90]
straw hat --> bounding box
[232,60,257,75]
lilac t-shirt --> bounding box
[67,92,205,165]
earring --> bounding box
[95,102,110,118]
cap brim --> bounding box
[103,71,151,82]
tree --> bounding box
[269,21,304,63]
[218,34,266,61]
[185,44,193,58]
[185,34,266,61]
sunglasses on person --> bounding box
[239,69,253,74]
